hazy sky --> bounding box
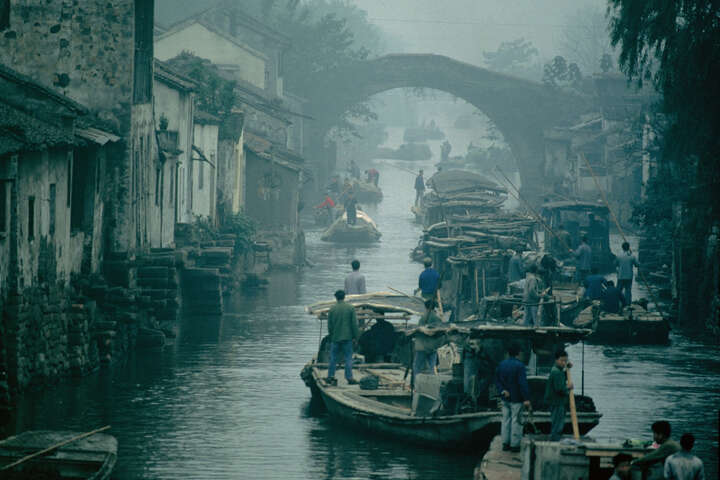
[351,0,607,65]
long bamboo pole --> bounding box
[579,153,668,318]
[1,426,112,471]
[566,368,580,440]
[493,167,573,254]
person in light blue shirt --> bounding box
[573,236,593,283]
[616,241,640,304]
[664,433,705,480]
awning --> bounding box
[75,127,121,146]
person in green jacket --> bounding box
[413,299,443,382]
[544,349,573,441]
[632,420,681,478]
[326,290,360,386]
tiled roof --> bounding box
[0,101,79,156]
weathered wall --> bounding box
[217,114,245,221]
[155,22,267,90]
[0,1,135,132]
[244,150,299,230]
[153,79,194,224]
[192,122,219,221]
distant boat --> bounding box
[0,430,117,479]
[320,210,382,243]
[351,180,383,203]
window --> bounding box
[0,0,9,32]
[155,167,160,206]
[27,196,35,240]
[0,181,7,233]
[66,151,72,207]
[198,161,204,190]
[132,0,153,104]
[71,149,89,231]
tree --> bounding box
[608,0,720,331]
[558,5,616,75]
[482,38,539,78]
[542,56,582,89]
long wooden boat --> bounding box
[575,304,670,344]
[303,361,601,451]
[0,430,117,479]
[321,210,381,243]
[352,180,383,203]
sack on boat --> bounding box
[359,374,380,390]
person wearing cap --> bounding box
[414,169,426,206]
[609,453,633,480]
[417,257,441,301]
[325,290,359,386]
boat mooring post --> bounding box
[581,340,585,397]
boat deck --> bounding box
[474,436,522,480]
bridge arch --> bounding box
[306,54,586,200]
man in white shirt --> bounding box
[344,259,366,295]
[664,433,705,480]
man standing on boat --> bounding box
[344,259,366,295]
[523,264,544,326]
[545,349,573,441]
[345,194,358,226]
[326,290,360,386]
[616,241,640,305]
[414,169,426,206]
[413,299,443,382]
[417,257,441,301]
[495,343,530,453]
[573,236,593,283]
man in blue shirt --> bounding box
[418,257,441,301]
[583,267,607,300]
[495,343,530,452]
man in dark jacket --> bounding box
[414,169,426,206]
[495,343,531,452]
[601,280,627,313]
[583,267,607,300]
[544,349,573,441]
[326,290,360,386]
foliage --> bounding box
[482,38,539,78]
[542,56,583,88]
[558,5,617,75]
[608,0,720,221]
[223,212,257,253]
[164,52,237,118]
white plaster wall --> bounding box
[153,80,195,225]
[155,23,267,90]
[192,123,219,221]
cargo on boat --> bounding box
[476,435,653,480]
[574,303,670,344]
[0,430,117,479]
[321,210,382,243]
[351,179,383,203]
[301,296,601,451]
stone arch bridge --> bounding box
[307,54,588,200]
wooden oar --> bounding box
[566,367,580,440]
[0,425,111,471]
[387,286,425,304]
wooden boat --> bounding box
[320,209,381,243]
[477,435,652,480]
[303,360,601,451]
[352,180,383,203]
[574,303,670,344]
[301,300,602,451]
[0,430,117,479]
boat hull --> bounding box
[304,363,601,451]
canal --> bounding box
[5,158,719,478]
